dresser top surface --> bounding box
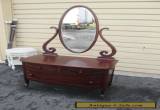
[21,54,118,69]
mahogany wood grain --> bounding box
[21,55,117,95]
[22,55,117,69]
[22,5,118,95]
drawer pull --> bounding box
[28,74,33,77]
[89,81,93,84]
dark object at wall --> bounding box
[7,20,18,49]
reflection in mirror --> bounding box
[61,7,96,53]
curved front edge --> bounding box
[42,27,59,55]
[98,28,117,58]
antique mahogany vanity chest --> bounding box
[21,5,118,95]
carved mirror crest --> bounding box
[42,5,117,58]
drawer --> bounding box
[25,63,59,73]
[61,68,106,76]
[83,69,106,75]
[24,63,106,75]
[25,63,42,70]
[24,63,106,83]
[81,80,101,86]
[25,69,43,79]
[60,67,82,76]
[42,65,59,73]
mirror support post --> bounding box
[41,5,117,58]
[97,28,117,59]
[42,27,59,55]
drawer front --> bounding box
[25,63,42,70]
[25,63,57,79]
[24,63,106,85]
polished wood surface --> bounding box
[22,55,117,94]
[22,54,117,69]
[58,5,99,53]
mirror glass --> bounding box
[61,7,97,53]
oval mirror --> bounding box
[59,5,99,53]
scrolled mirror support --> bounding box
[42,5,117,58]
[98,28,117,58]
[42,26,59,55]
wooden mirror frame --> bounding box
[59,5,99,53]
[42,5,117,58]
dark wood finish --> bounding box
[8,20,18,49]
[21,55,117,94]
[22,5,118,95]
[98,28,117,58]
[58,5,99,53]
[42,26,58,55]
